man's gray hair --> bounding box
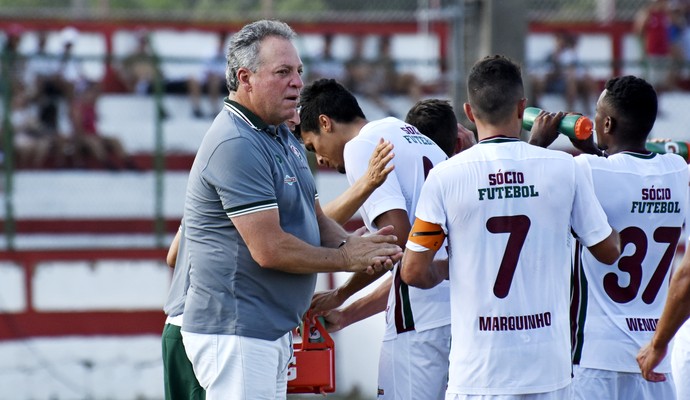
[226,20,296,92]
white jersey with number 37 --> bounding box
[572,152,688,373]
[411,137,612,395]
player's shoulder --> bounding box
[657,152,690,170]
[362,116,407,131]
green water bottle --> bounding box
[522,107,593,140]
[645,141,690,162]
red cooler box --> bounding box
[287,316,336,394]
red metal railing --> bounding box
[0,249,168,340]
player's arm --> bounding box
[637,245,690,382]
[311,209,410,313]
[322,139,394,225]
[572,157,621,264]
[231,207,401,274]
[400,217,448,289]
[321,275,392,332]
[586,229,621,265]
[166,227,182,268]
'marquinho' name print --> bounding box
[478,311,552,331]
[478,170,539,201]
[630,186,681,213]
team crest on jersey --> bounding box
[284,175,297,185]
[290,144,303,161]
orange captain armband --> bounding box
[408,218,446,251]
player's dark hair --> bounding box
[405,99,458,157]
[296,78,366,140]
[603,75,657,140]
[466,55,524,125]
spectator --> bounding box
[55,26,91,135]
[344,34,397,117]
[116,28,165,95]
[668,2,688,88]
[24,30,62,136]
[1,23,26,94]
[187,31,230,119]
[371,35,423,102]
[305,33,346,83]
[9,86,64,169]
[635,0,673,93]
[530,30,595,115]
[69,81,137,170]
[115,28,169,119]
[56,27,88,94]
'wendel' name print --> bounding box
[630,186,681,213]
[478,170,539,201]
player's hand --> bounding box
[320,309,348,333]
[636,342,668,382]
[456,123,476,154]
[365,139,395,190]
[340,225,402,274]
[568,122,604,156]
[527,110,563,148]
[310,289,344,314]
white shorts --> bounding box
[571,365,675,400]
[377,325,451,400]
[445,386,570,400]
[181,330,293,400]
[673,342,690,400]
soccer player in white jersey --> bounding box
[401,55,621,400]
[530,75,688,400]
[297,79,454,400]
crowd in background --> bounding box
[0,25,139,170]
[3,0,690,171]
[0,26,434,171]
[528,0,690,118]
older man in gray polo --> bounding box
[180,19,402,400]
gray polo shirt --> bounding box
[182,100,319,340]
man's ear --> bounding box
[517,97,527,119]
[604,115,614,135]
[319,114,333,134]
[237,67,251,90]
[463,103,475,123]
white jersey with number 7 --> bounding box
[410,137,613,395]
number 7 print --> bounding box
[486,215,531,298]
